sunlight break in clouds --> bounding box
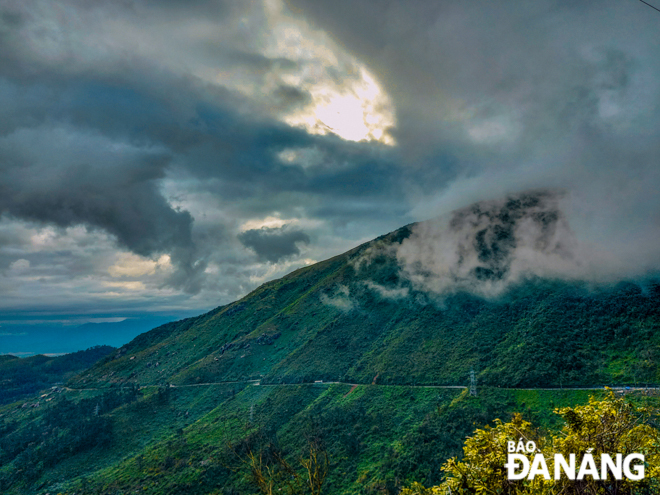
[108,253,173,278]
[260,0,396,144]
[284,68,396,144]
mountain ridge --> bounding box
[70,193,660,390]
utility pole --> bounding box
[469,369,477,397]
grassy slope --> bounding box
[0,346,115,405]
[71,225,660,390]
[4,380,626,495]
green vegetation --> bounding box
[0,346,115,405]
[69,227,660,391]
[403,392,660,494]
[1,226,659,493]
[3,381,642,494]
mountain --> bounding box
[72,191,660,390]
[0,346,115,405]
[2,191,659,495]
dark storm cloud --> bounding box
[238,225,311,263]
[215,50,299,73]
[0,0,410,303]
[0,121,206,290]
[0,128,187,254]
[271,84,312,111]
[181,133,403,208]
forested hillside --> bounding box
[0,346,115,405]
[71,221,660,390]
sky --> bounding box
[1,0,659,352]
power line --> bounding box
[640,0,660,14]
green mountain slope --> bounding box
[0,346,115,405]
[3,378,616,494]
[71,220,660,390]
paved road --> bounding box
[159,381,660,392]
[168,379,260,388]
[63,380,659,393]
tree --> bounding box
[228,431,329,495]
[552,393,660,495]
[403,392,660,494]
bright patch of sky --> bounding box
[221,0,397,144]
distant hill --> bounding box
[0,346,115,405]
[0,355,19,364]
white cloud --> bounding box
[363,281,409,300]
[320,284,356,311]
[108,253,172,278]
